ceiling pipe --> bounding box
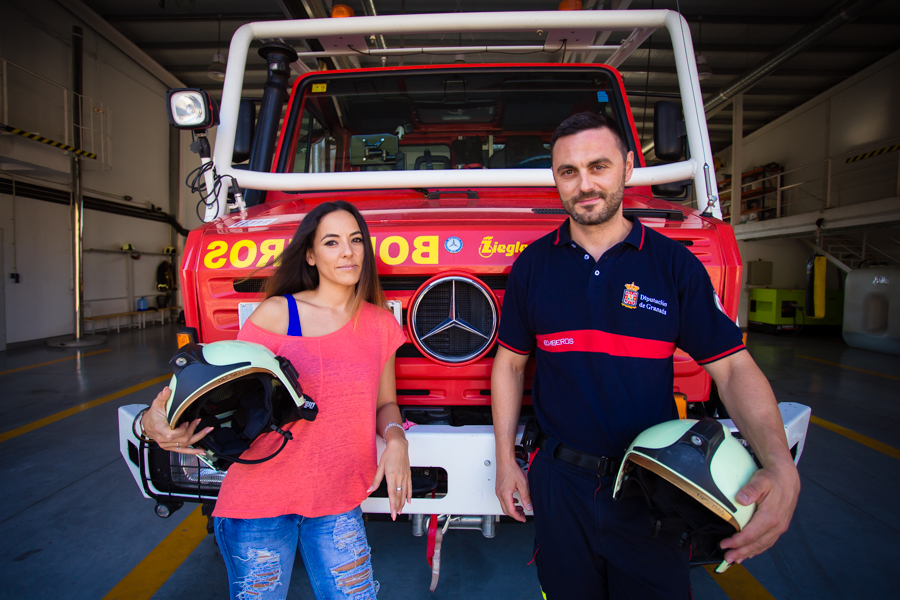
[703,0,882,115]
[363,0,388,50]
[277,0,360,70]
[644,0,880,156]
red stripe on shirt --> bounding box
[696,344,746,365]
[536,330,675,359]
[638,224,645,251]
[498,339,532,355]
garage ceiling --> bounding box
[79,0,900,156]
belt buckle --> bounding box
[597,456,618,477]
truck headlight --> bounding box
[166,88,219,130]
[170,451,226,488]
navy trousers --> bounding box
[528,448,691,599]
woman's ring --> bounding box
[396,487,402,491]
[176,442,180,450]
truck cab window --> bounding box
[291,112,336,174]
[278,68,632,176]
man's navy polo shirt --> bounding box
[498,217,745,459]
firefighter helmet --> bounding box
[164,340,317,470]
[613,418,758,573]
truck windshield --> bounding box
[274,67,634,175]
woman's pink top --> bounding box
[213,301,406,519]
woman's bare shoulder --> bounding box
[248,296,290,335]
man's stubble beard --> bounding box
[560,174,626,226]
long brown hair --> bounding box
[262,201,386,317]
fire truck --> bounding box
[118,10,810,539]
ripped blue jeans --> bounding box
[214,507,379,600]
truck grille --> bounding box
[410,276,498,364]
[396,343,498,359]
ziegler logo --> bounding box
[543,338,574,347]
[478,236,528,258]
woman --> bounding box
[141,201,410,600]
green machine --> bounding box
[748,288,843,334]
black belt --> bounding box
[536,433,620,477]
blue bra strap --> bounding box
[284,294,303,337]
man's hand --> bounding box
[719,459,800,564]
[703,350,801,565]
[495,459,532,523]
[491,346,532,522]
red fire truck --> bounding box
[119,10,810,538]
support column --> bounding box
[72,25,84,339]
[730,93,743,226]
[49,26,105,347]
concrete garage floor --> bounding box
[0,323,897,599]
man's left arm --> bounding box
[703,350,801,565]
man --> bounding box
[491,112,800,599]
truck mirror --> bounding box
[165,88,219,131]
[233,98,256,164]
[653,101,686,162]
[652,179,692,198]
[349,134,400,166]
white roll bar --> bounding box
[212,10,720,219]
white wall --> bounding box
[0,0,185,344]
[716,50,900,212]
[716,50,900,326]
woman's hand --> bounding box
[141,387,212,455]
[367,433,412,521]
[371,354,411,519]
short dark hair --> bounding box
[550,112,629,161]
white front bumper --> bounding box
[118,402,811,515]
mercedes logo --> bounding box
[444,236,463,253]
[410,276,498,364]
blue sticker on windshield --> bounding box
[597,91,609,102]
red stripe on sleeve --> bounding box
[696,344,746,365]
[536,330,675,359]
[498,339,532,355]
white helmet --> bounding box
[613,418,758,573]
[165,340,317,470]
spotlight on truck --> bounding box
[165,89,219,131]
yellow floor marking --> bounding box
[810,416,900,461]
[0,374,169,443]
[796,355,900,381]
[704,564,777,600]
[0,348,110,376]
[102,505,208,600]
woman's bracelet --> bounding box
[132,407,154,443]
[382,421,405,446]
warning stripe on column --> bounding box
[0,122,97,159]
[845,143,900,164]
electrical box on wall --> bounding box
[747,260,773,286]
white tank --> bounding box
[842,266,900,355]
